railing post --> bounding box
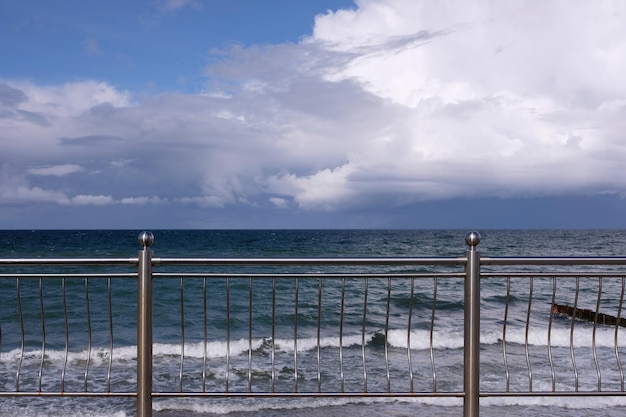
[137,232,154,417]
[464,231,481,417]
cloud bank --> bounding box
[1,0,625,226]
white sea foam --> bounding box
[153,337,264,358]
[0,346,117,365]
[273,333,374,352]
[387,328,465,350]
[384,325,625,350]
[482,395,626,409]
[152,395,462,415]
[498,325,623,348]
[15,411,129,417]
[152,394,626,416]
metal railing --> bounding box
[1,231,626,417]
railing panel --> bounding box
[150,272,466,396]
[482,273,626,396]
[0,272,137,397]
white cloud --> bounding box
[7,80,131,117]
[269,197,289,209]
[0,168,68,204]
[0,185,70,205]
[1,0,626,220]
[110,159,134,168]
[267,164,358,211]
[120,196,167,205]
[27,164,84,177]
[69,195,114,206]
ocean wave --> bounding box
[499,325,626,348]
[2,324,623,367]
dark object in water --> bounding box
[552,303,626,327]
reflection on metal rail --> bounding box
[1,231,626,417]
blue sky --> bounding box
[1,0,626,229]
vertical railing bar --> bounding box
[339,277,346,393]
[271,277,276,393]
[502,276,510,392]
[107,277,113,393]
[16,278,24,391]
[316,277,322,393]
[593,276,602,391]
[361,277,369,393]
[524,276,533,392]
[570,277,580,392]
[225,277,230,393]
[202,277,207,393]
[548,277,556,392]
[615,276,625,391]
[430,277,438,392]
[464,232,481,417]
[407,276,415,393]
[248,277,253,393]
[294,277,299,393]
[384,277,391,393]
[179,277,184,393]
[38,277,45,393]
[137,232,154,417]
[84,277,92,392]
[61,278,69,393]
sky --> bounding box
[1,0,626,229]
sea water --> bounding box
[1,229,626,417]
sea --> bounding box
[1,229,626,417]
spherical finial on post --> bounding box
[465,231,481,249]
[138,231,154,248]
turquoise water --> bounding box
[1,229,626,416]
